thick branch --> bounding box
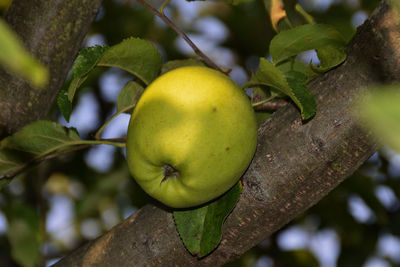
[55,1,400,266]
[0,0,103,137]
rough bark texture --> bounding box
[0,0,103,137]
[54,1,400,266]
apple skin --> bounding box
[126,66,257,208]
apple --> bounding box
[126,66,257,208]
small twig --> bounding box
[251,96,274,107]
[95,103,136,140]
[253,98,288,111]
[136,0,227,75]
[159,0,171,14]
[99,137,127,143]
[0,137,127,180]
[0,145,90,180]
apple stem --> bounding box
[162,164,180,183]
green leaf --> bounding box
[0,144,30,181]
[275,45,346,83]
[270,24,346,64]
[98,37,162,85]
[0,150,22,184]
[117,81,144,113]
[67,75,88,102]
[356,86,400,152]
[284,70,316,120]
[161,58,205,74]
[6,202,40,267]
[73,45,109,78]
[1,120,81,156]
[0,19,48,88]
[245,58,316,120]
[57,88,72,122]
[277,59,319,82]
[314,44,347,71]
[244,59,289,93]
[174,182,242,257]
[276,59,308,74]
[66,38,161,106]
[0,149,24,176]
[67,45,109,102]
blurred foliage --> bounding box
[0,0,11,15]
[0,18,48,89]
[357,86,400,153]
[0,0,397,266]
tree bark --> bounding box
[0,0,104,137]
[54,1,400,266]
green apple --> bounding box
[126,66,257,208]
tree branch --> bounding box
[55,0,400,266]
[0,0,104,137]
[253,98,288,110]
